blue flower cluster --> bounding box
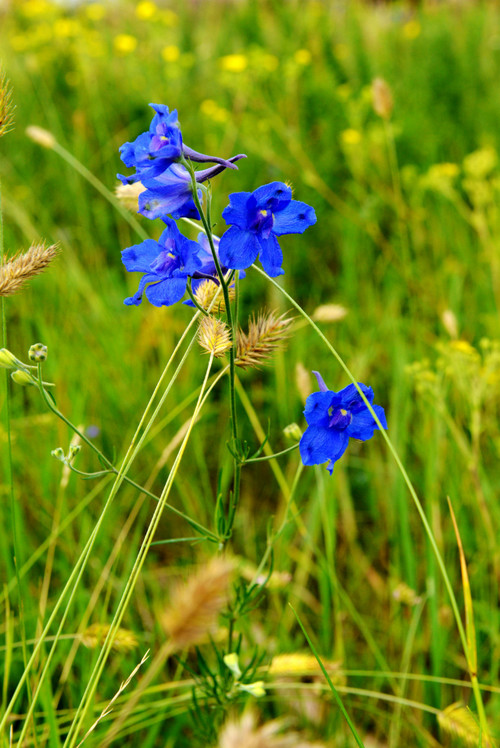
[299,372,387,474]
[119,104,316,307]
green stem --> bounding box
[244,443,299,464]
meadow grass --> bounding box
[1,0,500,745]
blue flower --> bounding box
[218,182,316,277]
[183,232,246,306]
[138,156,247,221]
[299,371,387,474]
[121,217,202,307]
[118,103,245,189]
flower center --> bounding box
[328,407,352,431]
[150,250,179,275]
[249,208,274,235]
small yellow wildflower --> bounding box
[463,147,497,178]
[219,54,248,73]
[294,49,311,65]
[21,0,52,17]
[114,34,138,55]
[403,19,421,39]
[53,19,79,38]
[341,129,362,146]
[162,45,180,63]
[433,162,460,178]
[86,3,106,21]
[269,653,320,675]
[136,1,157,19]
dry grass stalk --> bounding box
[161,557,233,651]
[438,702,494,747]
[195,278,235,313]
[25,125,56,149]
[115,181,146,212]
[218,711,325,748]
[198,315,232,357]
[0,242,59,297]
[80,623,138,652]
[0,71,14,137]
[236,310,293,369]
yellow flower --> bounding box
[403,19,421,39]
[53,19,79,38]
[341,128,362,146]
[86,3,106,21]
[162,45,180,63]
[219,54,248,73]
[114,34,138,55]
[21,0,52,17]
[294,49,311,66]
[136,1,157,19]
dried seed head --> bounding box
[115,181,146,212]
[438,702,494,747]
[441,309,458,339]
[0,242,59,297]
[198,315,232,358]
[312,303,348,322]
[26,125,56,149]
[372,77,393,120]
[218,711,325,748]
[80,623,138,652]
[194,278,234,313]
[161,557,233,652]
[236,311,293,369]
[0,71,14,138]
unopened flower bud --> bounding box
[11,369,36,386]
[29,343,48,362]
[68,445,81,459]
[372,77,393,120]
[51,447,65,462]
[26,125,56,149]
[238,680,266,698]
[0,348,22,370]
[283,423,303,442]
[223,652,242,678]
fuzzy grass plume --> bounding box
[236,310,293,369]
[80,623,138,653]
[0,242,59,297]
[218,710,325,748]
[198,315,232,357]
[161,557,233,651]
[437,702,495,747]
[0,71,14,137]
[195,278,235,313]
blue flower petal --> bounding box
[145,277,187,307]
[124,272,157,306]
[272,200,317,236]
[257,233,284,277]
[253,182,292,213]
[121,240,162,273]
[337,383,374,410]
[304,391,335,426]
[346,403,387,441]
[222,192,253,230]
[312,371,329,392]
[299,425,349,466]
[219,226,261,270]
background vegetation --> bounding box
[1,0,500,745]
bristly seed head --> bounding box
[161,557,233,652]
[0,242,59,297]
[0,71,14,138]
[80,623,138,652]
[198,315,232,357]
[236,310,293,369]
[194,278,235,313]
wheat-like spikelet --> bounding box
[115,181,146,212]
[198,315,232,357]
[438,702,494,747]
[0,243,59,297]
[218,711,325,748]
[161,557,233,651]
[0,71,14,138]
[80,623,138,652]
[194,278,234,313]
[236,311,293,369]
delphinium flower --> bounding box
[219,181,316,276]
[299,371,387,474]
[121,217,202,307]
[184,232,246,309]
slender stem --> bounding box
[252,263,487,724]
[186,279,209,316]
[244,443,299,464]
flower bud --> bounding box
[29,343,48,362]
[68,445,81,459]
[283,423,303,442]
[372,77,393,120]
[223,652,242,678]
[0,348,22,370]
[51,447,65,462]
[11,369,36,386]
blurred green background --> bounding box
[1,0,500,745]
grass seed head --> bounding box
[218,711,325,748]
[194,278,234,313]
[0,242,59,297]
[438,702,495,747]
[236,310,293,369]
[0,71,14,138]
[198,315,232,357]
[161,557,233,651]
[372,77,393,120]
[26,125,56,149]
[80,623,138,652]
